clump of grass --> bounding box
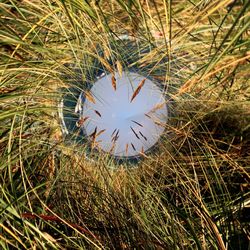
[0,0,249,249]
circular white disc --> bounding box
[81,71,168,158]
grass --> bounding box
[0,0,250,249]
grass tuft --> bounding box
[0,0,249,249]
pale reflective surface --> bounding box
[81,71,168,157]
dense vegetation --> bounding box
[0,0,249,249]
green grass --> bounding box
[0,0,250,249]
